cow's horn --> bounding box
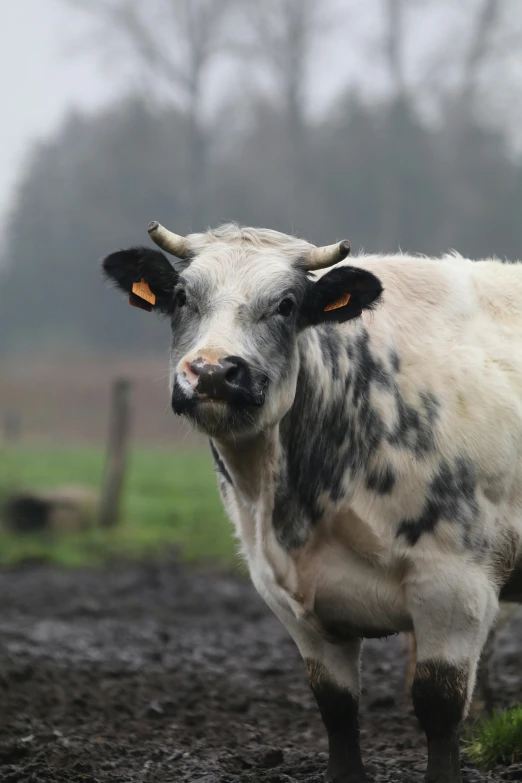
[305,240,351,270]
[148,221,191,260]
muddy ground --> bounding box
[0,560,520,783]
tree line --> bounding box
[2,0,522,355]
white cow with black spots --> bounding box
[102,220,522,783]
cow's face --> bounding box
[103,225,382,438]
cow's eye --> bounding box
[175,289,187,307]
[277,298,294,317]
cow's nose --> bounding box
[189,356,251,400]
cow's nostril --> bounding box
[222,356,250,387]
[224,363,241,383]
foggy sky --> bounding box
[0,0,385,244]
[1,1,120,239]
[3,1,521,248]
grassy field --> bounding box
[0,444,237,567]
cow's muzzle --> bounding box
[172,355,268,414]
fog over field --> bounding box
[3,0,522,363]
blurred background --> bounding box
[2,0,522,565]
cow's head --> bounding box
[102,222,382,438]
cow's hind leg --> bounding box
[407,561,499,783]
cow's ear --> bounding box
[102,246,179,314]
[300,266,383,327]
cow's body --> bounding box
[215,250,521,658]
[103,224,522,783]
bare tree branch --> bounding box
[61,0,235,102]
[458,0,500,111]
[240,0,332,135]
[383,0,406,97]
[60,0,238,226]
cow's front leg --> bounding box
[304,638,366,783]
[407,562,498,783]
[412,659,468,783]
[253,576,366,782]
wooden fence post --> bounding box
[99,377,132,528]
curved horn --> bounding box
[305,239,351,270]
[148,221,191,260]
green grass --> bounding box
[463,705,522,769]
[0,444,237,567]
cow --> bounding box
[102,220,522,783]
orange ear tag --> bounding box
[324,292,351,312]
[131,279,156,306]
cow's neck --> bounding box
[214,428,278,506]
[213,428,300,597]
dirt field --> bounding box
[0,560,520,783]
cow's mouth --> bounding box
[170,375,268,432]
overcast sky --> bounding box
[0,0,386,243]
[3,1,521,245]
[1,1,122,236]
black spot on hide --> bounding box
[365,465,396,495]
[397,456,478,546]
[274,326,442,550]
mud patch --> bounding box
[0,560,519,782]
